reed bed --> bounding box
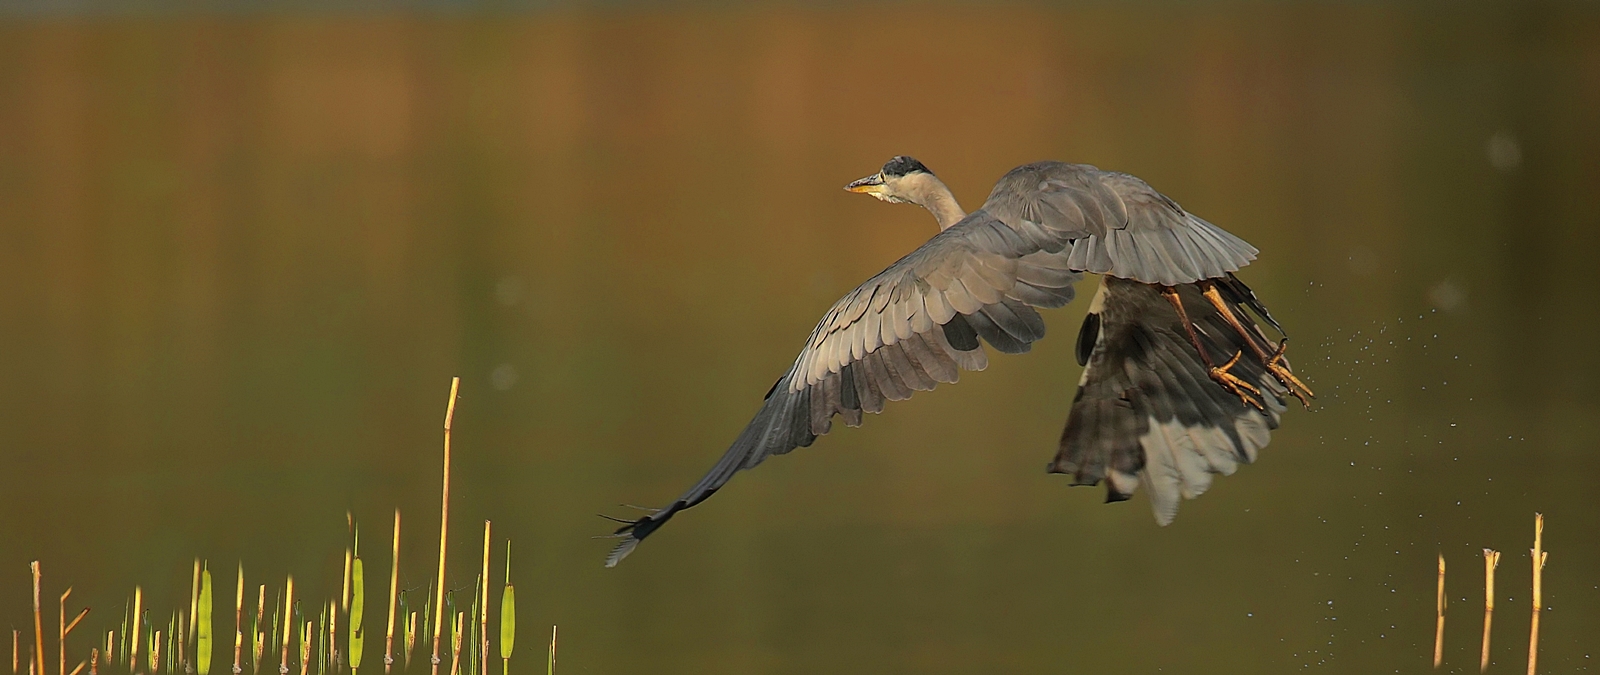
[13,379,553,675]
[1433,513,1550,673]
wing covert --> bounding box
[605,210,1084,566]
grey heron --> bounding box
[603,156,1313,566]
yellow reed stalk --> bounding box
[130,588,142,672]
[151,631,161,675]
[432,378,460,675]
[384,510,400,675]
[1527,514,1547,675]
[234,565,244,675]
[280,577,293,675]
[31,562,44,675]
[1434,554,1446,669]
[14,628,20,674]
[60,588,89,675]
[1482,549,1500,672]
[479,522,490,675]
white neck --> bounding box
[902,173,966,230]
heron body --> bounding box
[604,157,1312,566]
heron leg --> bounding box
[1199,282,1315,408]
[1160,285,1263,410]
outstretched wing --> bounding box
[1051,277,1287,524]
[605,212,1083,566]
[982,163,1259,286]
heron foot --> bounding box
[1209,351,1265,411]
[1265,339,1315,409]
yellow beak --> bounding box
[844,173,885,194]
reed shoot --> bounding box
[497,542,513,675]
[197,565,213,675]
[348,554,365,675]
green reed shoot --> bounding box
[188,560,201,672]
[117,602,129,668]
[395,593,411,672]
[252,586,265,675]
[316,604,326,675]
[348,555,364,675]
[498,542,513,675]
[467,583,479,675]
[419,586,433,672]
[296,616,309,675]
[167,612,177,674]
[197,565,213,675]
[545,627,555,675]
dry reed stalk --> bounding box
[327,603,337,673]
[280,578,293,675]
[384,511,400,675]
[479,523,490,675]
[432,378,460,675]
[1482,549,1500,672]
[31,562,44,675]
[131,588,143,672]
[15,628,21,674]
[86,648,98,675]
[60,588,88,675]
[152,632,162,675]
[1434,554,1446,669]
[1527,514,1547,675]
[297,621,308,675]
[404,615,416,671]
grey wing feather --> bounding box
[982,163,1259,285]
[606,211,1085,566]
[1051,278,1286,525]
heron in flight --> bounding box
[603,156,1313,566]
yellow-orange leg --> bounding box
[1160,285,1263,410]
[1199,282,1316,408]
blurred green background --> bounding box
[2,3,1598,673]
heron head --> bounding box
[845,156,935,204]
